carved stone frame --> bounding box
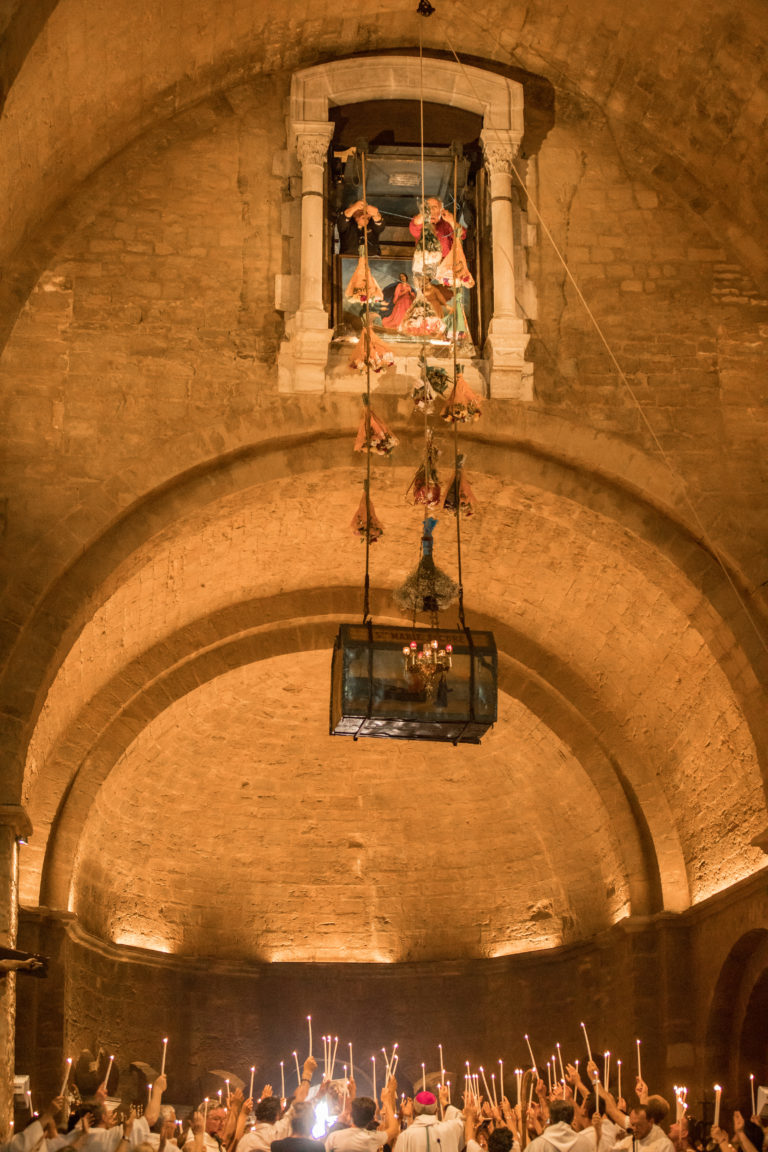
[278,55,531,399]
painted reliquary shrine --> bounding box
[276,56,540,399]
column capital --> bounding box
[0,805,31,840]
[293,121,335,169]
[480,127,521,176]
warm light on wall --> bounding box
[113,931,174,954]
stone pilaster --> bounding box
[0,806,31,1139]
[480,128,531,400]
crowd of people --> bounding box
[4,1050,766,1152]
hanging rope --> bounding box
[438,25,768,661]
[361,148,373,624]
[450,150,468,631]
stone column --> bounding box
[0,805,31,1139]
[480,128,531,400]
[280,120,335,393]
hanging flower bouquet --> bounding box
[345,255,384,304]
[412,215,443,278]
[354,406,399,456]
[351,493,384,542]
[350,324,395,374]
[406,430,441,508]
[441,370,482,424]
[443,456,477,517]
[400,292,445,338]
[434,234,476,288]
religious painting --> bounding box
[335,255,475,353]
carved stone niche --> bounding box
[277,56,533,400]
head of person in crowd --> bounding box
[413,1091,437,1116]
[254,1097,282,1125]
[488,1129,516,1152]
[350,1098,376,1129]
[645,1096,670,1126]
[205,1106,229,1137]
[630,1107,654,1140]
[289,1103,316,1137]
[548,1100,575,1126]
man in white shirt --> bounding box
[235,1057,318,1152]
[394,1087,463,1152]
[325,1075,398,1152]
[613,1109,673,1152]
[526,1100,595,1152]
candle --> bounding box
[391,1053,399,1077]
[750,1074,756,1116]
[26,1090,32,1113]
[331,1037,339,1079]
[556,1044,565,1083]
[617,1060,622,1101]
[447,1080,451,1105]
[636,1040,642,1080]
[439,1045,445,1088]
[525,1034,536,1070]
[499,1060,504,1102]
[249,1066,255,1101]
[580,1023,592,1063]
[713,1085,722,1130]
[203,1099,209,1128]
[546,1061,552,1094]
[293,1051,301,1086]
[349,1043,354,1081]
[102,1054,115,1092]
[160,1038,168,1077]
[148,1084,154,1106]
[480,1067,493,1102]
[603,1053,610,1093]
[307,1017,312,1059]
[226,1080,231,1105]
[371,1055,376,1102]
[491,1073,498,1107]
[382,1048,390,1079]
[422,1063,427,1092]
[60,1058,73,1097]
[279,1063,283,1101]
[516,1069,522,1105]
[528,1076,535,1109]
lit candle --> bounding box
[594,1071,601,1116]
[60,1058,73,1097]
[546,1061,552,1094]
[279,1063,283,1101]
[391,1053,399,1077]
[332,1038,339,1079]
[439,1045,445,1088]
[516,1068,522,1105]
[249,1066,255,1101]
[604,1053,610,1093]
[581,1023,592,1063]
[148,1084,153,1107]
[160,1038,168,1077]
[371,1055,376,1103]
[447,1080,451,1105]
[422,1063,427,1092]
[499,1060,504,1102]
[528,1076,535,1109]
[382,1048,390,1080]
[480,1067,492,1102]
[26,1089,32,1113]
[636,1040,642,1080]
[714,1085,722,1129]
[293,1051,301,1086]
[491,1073,498,1107]
[474,1074,480,1100]
[102,1055,115,1092]
[203,1099,209,1128]
[525,1034,536,1070]
[226,1080,230,1105]
[307,1017,312,1059]
[217,1089,222,1107]
[349,1043,354,1081]
[556,1044,565,1083]
[750,1074,756,1116]
[617,1060,622,1102]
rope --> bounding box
[439,27,768,660]
[361,149,373,624]
[450,151,468,631]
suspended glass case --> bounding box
[330,623,497,743]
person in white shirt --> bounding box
[234,1057,317,1152]
[526,1100,597,1152]
[325,1075,399,1152]
[394,1087,463,1152]
[613,1109,673,1152]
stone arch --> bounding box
[705,928,768,1086]
[35,600,668,937]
